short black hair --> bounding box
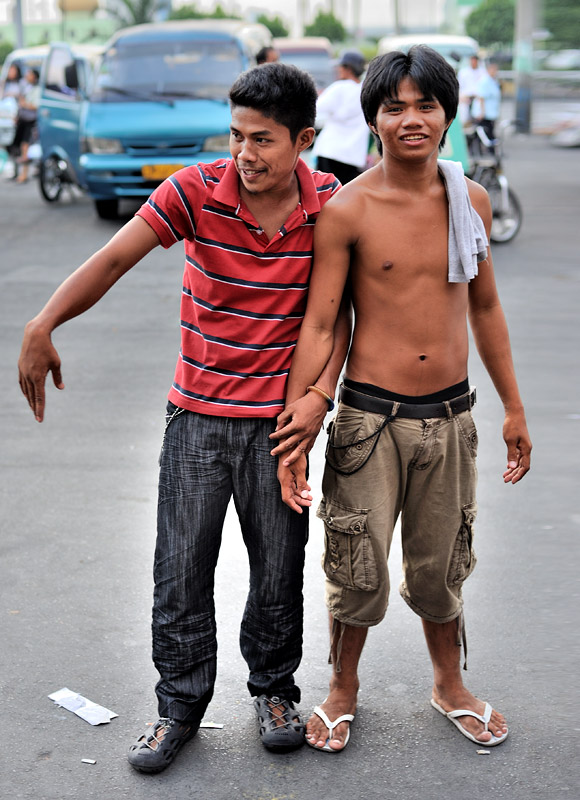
[256,46,276,65]
[360,45,459,153]
[229,63,317,143]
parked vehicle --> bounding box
[37,20,271,218]
[274,37,334,91]
[377,33,479,68]
[465,122,522,243]
[550,115,580,147]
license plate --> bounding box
[141,163,184,180]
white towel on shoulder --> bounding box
[437,159,488,283]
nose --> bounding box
[237,138,257,162]
[402,107,422,127]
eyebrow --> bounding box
[230,125,273,136]
[383,96,432,105]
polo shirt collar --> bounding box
[213,157,321,216]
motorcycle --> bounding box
[465,121,522,244]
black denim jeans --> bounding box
[152,404,309,723]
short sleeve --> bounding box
[136,167,199,249]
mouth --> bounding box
[400,134,428,142]
[238,164,265,179]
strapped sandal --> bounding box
[127,717,198,773]
[253,695,305,752]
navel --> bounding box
[419,354,427,361]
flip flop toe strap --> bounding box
[447,701,492,730]
[313,706,355,738]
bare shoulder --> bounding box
[465,176,492,228]
[318,169,377,231]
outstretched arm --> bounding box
[467,181,531,483]
[18,216,160,422]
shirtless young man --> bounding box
[270,46,531,752]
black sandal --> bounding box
[127,717,198,773]
[253,695,305,752]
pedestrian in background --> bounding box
[313,50,370,185]
[1,62,24,99]
[10,67,40,183]
[473,58,502,149]
[256,46,279,64]
[457,53,486,125]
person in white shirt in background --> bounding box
[472,58,501,150]
[313,50,370,185]
[457,53,486,125]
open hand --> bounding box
[18,322,64,422]
[502,411,531,484]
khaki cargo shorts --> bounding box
[317,401,478,627]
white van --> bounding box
[377,34,479,67]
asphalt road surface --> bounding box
[1,131,578,800]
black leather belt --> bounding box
[338,384,476,419]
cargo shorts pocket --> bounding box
[317,498,378,591]
[325,405,387,476]
[455,410,478,458]
[447,502,478,586]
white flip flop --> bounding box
[306,705,355,753]
[431,699,508,746]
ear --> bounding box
[368,121,378,134]
[445,117,455,132]
[297,127,316,152]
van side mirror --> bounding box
[64,63,80,91]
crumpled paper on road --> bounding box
[48,688,118,725]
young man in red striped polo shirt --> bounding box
[17,63,349,773]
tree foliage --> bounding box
[0,41,14,66]
[465,0,514,47]
[465,0,580,53]
[304,11,345,42]
[169,3,239,21]
[106,0,165,27]
[544,0,580,49]
[257,14,289,38]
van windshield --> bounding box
[91,38,243,102]
[277,50,333,89]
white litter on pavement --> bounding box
[48,688,118,725]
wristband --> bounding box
[306,385,335,411]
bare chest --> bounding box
[353,195,449,285]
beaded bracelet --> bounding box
[306,385,335,411]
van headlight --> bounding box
[82,137,124,154]
[204,134,230,152]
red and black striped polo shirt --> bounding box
[137,158,340,418]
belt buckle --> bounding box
[469,386,477,409]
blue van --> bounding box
[37,21,271,218]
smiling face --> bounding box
[229,106,314,197]
[372,76,451,162]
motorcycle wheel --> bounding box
[489,186,522,243]
[39,156,65,203]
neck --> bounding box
[239,167,299,208]
[379,151,442,192]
